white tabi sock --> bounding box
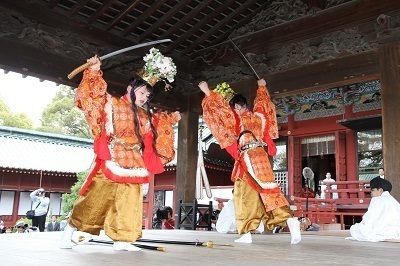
[59,223,77,249]
[287,218,301,245]
[256,221,264,234]
[113,241,141,251]
[234,232,252,243]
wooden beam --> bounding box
[189,50,380,110]
[122,0,167,37]
[193,0,272,55]
[165,0,237,53]
[105,0,141,31]
[137,0,192,43]
[159,0,214,40]
[69,0,90,17]
[267,50,380,96]
[88,0,117,24]
[192,0,400,63]
[47,0,60,9]
[0,37,184,111]
[182,0,263,55]
[0,0,136,49]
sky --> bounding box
[0,69,61,127]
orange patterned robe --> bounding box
[75,69,179,194]
[68,69,179,242]
[202,85,291,233]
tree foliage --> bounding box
[38,85,91,138]
[61,170,87,215]
[0,98,34,129]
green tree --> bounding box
[0,99,34,129]
[38,85,91,138]
[61,170,87,215]
[0,99,12,125]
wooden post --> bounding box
[335,131,347,182]
[377,14,400,200]
[143,174,155,229]
[175,111,199,207]
[288,135,302,197]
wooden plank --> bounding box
[0,0,135,49]
[175,112,199,204]
[267,51,380,95]
[193,0,400,62]
[191,50,379,102]
[4,230,400,264]
[379,40,400,202]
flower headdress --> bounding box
[138,48,177,90]
[214,82,236,102]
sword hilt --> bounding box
[67,61,96,80]
[200,241,213,248]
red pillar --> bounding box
[143,174,155,229]
[288,136,302,197]
[335,131,347,181]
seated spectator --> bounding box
[215,189,262,234]
[47,215,61,231]
[5,227,12,234]
[0,215,4,233]
[216,195,237,234]
[320,172,338,199]
[348,177,400,242]
[160,207,175,230]
[211,209,221,230]
[15,221,27,233]
[60,211,71,231]
[15,221,36,233]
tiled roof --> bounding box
[359,174,378,181]
[0,126,94,173]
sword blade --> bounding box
[228,37,260,80]
[100,39,172,60]
[67,39,172,79]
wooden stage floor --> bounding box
[0,229,398,265]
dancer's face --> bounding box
[233,104,246,115]
[127,85,150,106]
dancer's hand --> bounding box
[88,55,101,71]
[257,79,266,87]
[173,111,181,121]
[198,81,211,96]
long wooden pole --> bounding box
[136,238,233,247]
[137,238,213,248]
[77,236,166,251]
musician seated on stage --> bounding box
[158,206,175,230]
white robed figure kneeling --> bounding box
[215,190,264,234]
[348,177,400,242]
[216,198,237,233]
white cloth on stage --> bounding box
[350,191,400,242]
[320,178,338,199]
[216,199,237,233]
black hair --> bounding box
[370,177,392,192]
[128,74,162,158]
[229,94,247,109]
[164,206,173,215]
